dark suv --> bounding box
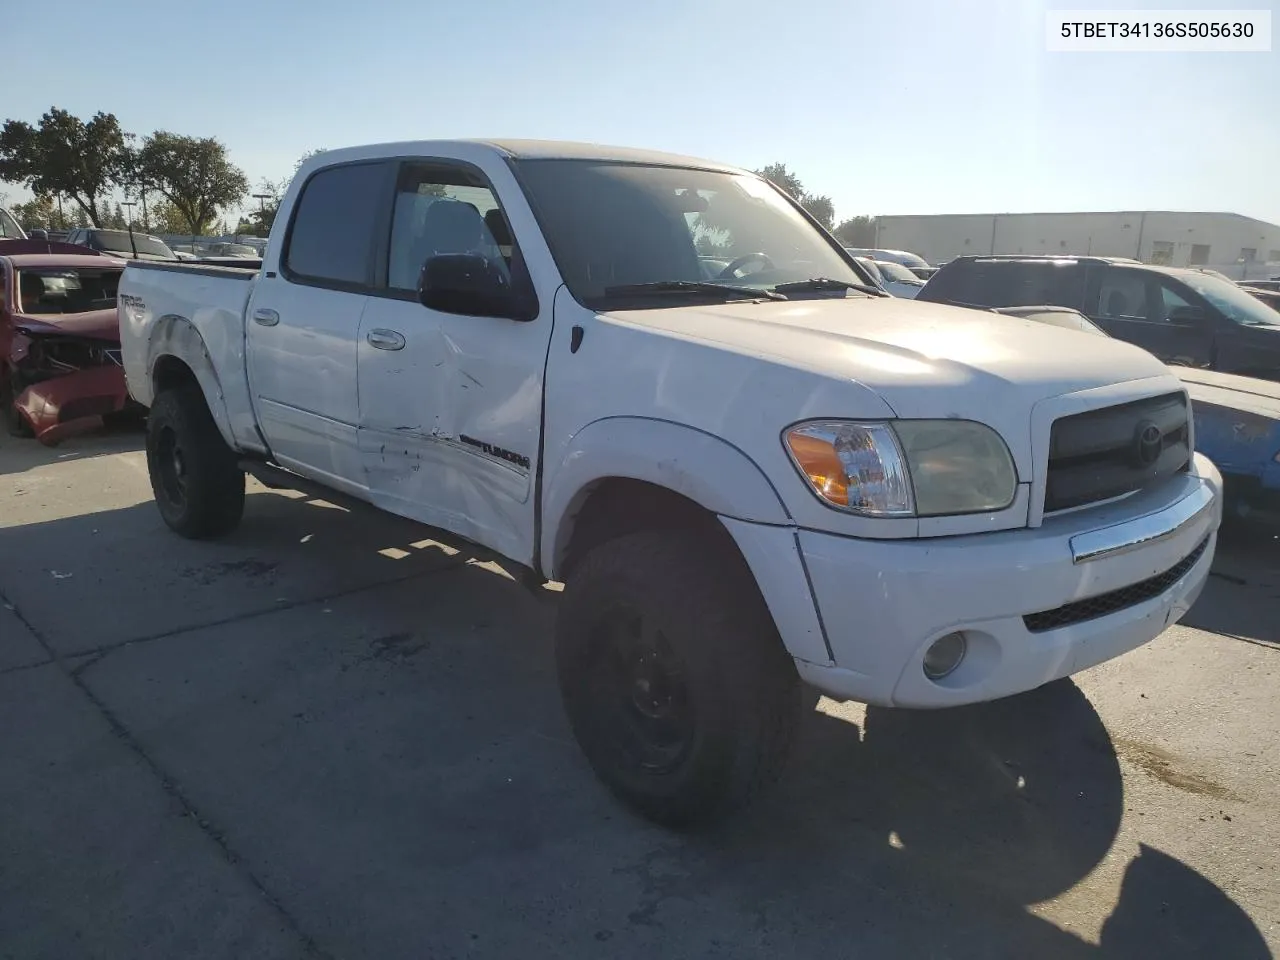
[917,256,1280,381]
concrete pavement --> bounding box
[1,428,1277,959]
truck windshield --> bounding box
[17,268,123,314]
[513,159,867,309]
[88,230,177,260]
[1181,272,1280,327]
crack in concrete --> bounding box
[68,555,473,673]
[0,585,336,960]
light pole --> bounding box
[122,201,137,227]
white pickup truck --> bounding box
[118,140,1221,825]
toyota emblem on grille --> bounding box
[1133,420,1163,467]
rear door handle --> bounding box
[252,308,279,326]
[367,328,406,351]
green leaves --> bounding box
[134,132,249,235]
[754,161,836,231]
[0,108,131,226]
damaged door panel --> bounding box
[354,159,551,565]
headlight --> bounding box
[784,420,1017,517]
[784,422,914,516]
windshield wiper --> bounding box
[772,277,887,297]
[604,281,786,302]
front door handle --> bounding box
[367,328,406,351]
[252,308,279,326]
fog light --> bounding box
[923,632,967,681]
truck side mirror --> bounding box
[418,254,535,321]
[30,229,49,240]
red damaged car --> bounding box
[1,239,130,444]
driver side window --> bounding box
[386,162,512,293]
[1158,283,1195,324]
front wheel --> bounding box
[146,385,245,538]
[556,529,801,827]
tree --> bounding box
[803,195,835,231]
[11,194,72,231]
[243,149,327,236]
[755,161,836,231]
[104,203,126,230]
[134,131,249,235]
[245,177,284,235]
[834,215,877,247]
[150,198,198,235]
[0,108,131,226]
[756,163,805,199]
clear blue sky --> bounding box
[5,0,1278,224]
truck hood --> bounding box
[602,296,1175,477]
[12,309,119,342]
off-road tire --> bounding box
[146,385,245,538]
[556,529,801,827]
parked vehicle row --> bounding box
[117,139,1221,826]
[917,255,1280,380]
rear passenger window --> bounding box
[919,260,1081,309]
[982,261,1080,308]
[285,162,385,287]
[1095,271,1148,320]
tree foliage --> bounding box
[244,148,326,236]
[150,198,199,234]
[834,215,878,247]
[755,162,805,199]
[134,131,249,235]
[0,108,131,226]
[11,194,74,232]
[755,161,836,231]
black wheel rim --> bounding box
[154,425,188,508]
[585,606,694,774]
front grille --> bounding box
[1045,392,1190,513]
[1023,536,1209,633]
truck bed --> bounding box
[118,258,263,452]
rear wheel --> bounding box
[556,529,801,827]
[146,385,245,538]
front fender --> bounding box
[145,316,237,449]
[541,416,793,575]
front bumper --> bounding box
[13,365,129,445]
[726,453,1221,709]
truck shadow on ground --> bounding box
[0,487,1270,958]
[707,684,1271,958]
[1181,526,1280,646]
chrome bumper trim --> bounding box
[1070,482,1214,565]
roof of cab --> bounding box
[300,139,745,174]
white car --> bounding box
[118,139,1221,826]
[872,259,926,298]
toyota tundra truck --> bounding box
[117,140,1222,826]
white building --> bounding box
[875,211,1280,281]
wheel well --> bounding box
[152,355,200,396]
[556,478,742,581]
